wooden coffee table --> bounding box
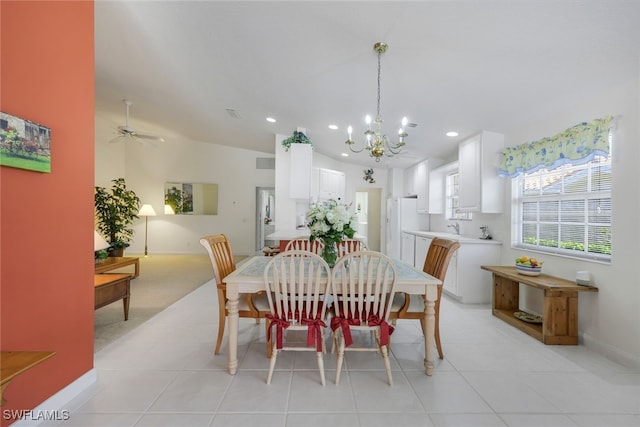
[94,273,132,320]
[95,256,139,278]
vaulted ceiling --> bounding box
[95,1,640,168]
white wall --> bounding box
[95,115,275,256]
[497,75,640,367]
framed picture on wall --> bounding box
[0,112,51,173]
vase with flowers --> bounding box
[306,199,358,267]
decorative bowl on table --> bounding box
[515,257,543,276]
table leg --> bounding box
[423,285,437,376]
[227,290,240,375]
[123,296,130,321]
[134,260,140,278]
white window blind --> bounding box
[514,153,611,261]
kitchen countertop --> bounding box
[403,230,502,245]
[266,229,366,241]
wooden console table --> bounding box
[481,266,598,345]
[94,273,132,320]
[1,351,55,405]
[95,256,139,278]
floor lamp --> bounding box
[138,204,157,256]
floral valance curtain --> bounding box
[498,116,613,178]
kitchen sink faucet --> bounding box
[448,222,460,235]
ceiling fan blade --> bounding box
[112,100,164,144]
[135,133,165,142]
[108,134,124,143]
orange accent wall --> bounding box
[0,1,95,425]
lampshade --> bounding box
[94,230,110,251]
[138,204,157,216]
[164,204,175,215]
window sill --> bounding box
[511,244,611,265]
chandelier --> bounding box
[345,42,408,162]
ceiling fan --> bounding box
[109,99,165,144]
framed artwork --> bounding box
[164,182,218,215]
[0,112,51,173]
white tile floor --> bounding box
[47,281,640,427]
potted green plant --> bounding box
[95,249,109,263]
[164,187,184,214]
[281,130,313,151]
[94,178,141,256]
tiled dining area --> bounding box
[45,275,640,427]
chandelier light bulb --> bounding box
[402,116,408,127]
[347,126,353,140]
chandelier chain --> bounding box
[376,49,382,120]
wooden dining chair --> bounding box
[337,239,368,257]
[200,234,271,356]
[263,250,332,385]
[284,236,324,254]
[331,250,398,385]
[389,238,460,359]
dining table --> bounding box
[223,255,442,376]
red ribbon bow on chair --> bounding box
[302,317,327,351]
[266,314,290,350]
[330,316,361,347]
[367,314,394,347]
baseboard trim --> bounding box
[582,333,640,369]
[11,369,97,427]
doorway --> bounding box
[255,187,276,253]
[355,187,382,251]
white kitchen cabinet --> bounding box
[404,164,417,197]
[401,232,415,266]
[313,167,345,201]
[289,143,313,199]
[414,235,432,269]
[387,168,404,198]
[404,159,443,213]
[442,252,458,296]
[403,231,502,304]
[414,162,427,211]
[444,241,501,303]
[458,131,504,213]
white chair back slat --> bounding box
[264,250,331,323]
[333,251,397,322]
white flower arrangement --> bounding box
[306,199,357,246]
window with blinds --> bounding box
[514,154,611,261]
[446,173,472,221]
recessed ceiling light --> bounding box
[266,117,276,123]
[446,131,459,137]
[341,153,349,157]
[328,124,338,130]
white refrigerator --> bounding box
[386,197,425,259]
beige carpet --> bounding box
[94,254,239,352]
